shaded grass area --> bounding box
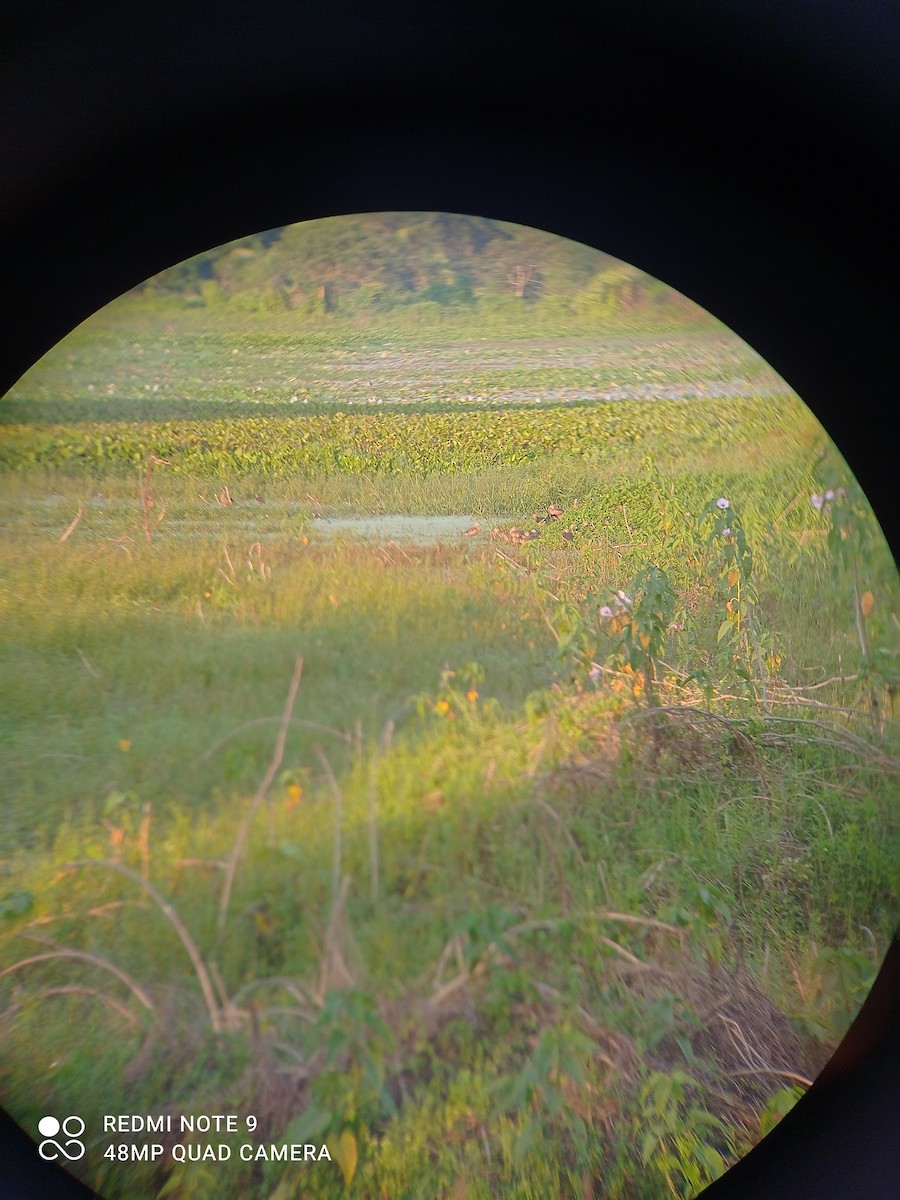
[0,536,554,847]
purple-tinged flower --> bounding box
[836,486,846,498]
[616,590,632,605]
[811,493,824,510]
[589,664,602,682]
[599,605,614,618]
[721,527,731,538]
[716,498,729,510]
[824,489,835,501]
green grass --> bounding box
[1,323,898,1200]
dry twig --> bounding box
[2,945,158,1022]
[64,861,225,1030]
[218,657,304,936]
[59,501,84,544]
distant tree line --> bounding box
[129,212,704,325]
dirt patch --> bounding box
[612,951,826,1108]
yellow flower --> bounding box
[435,699,451,715]
[118,739,131,753]
[466,690,479,703]
[285,784,302,809]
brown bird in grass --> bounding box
[509,527,541,544]
[464,522,481,537]
[547,503,564,520]
[562,529,574,541]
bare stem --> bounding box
[724,1066,814,1089]
[316,746,344,902]
[852,554,870,663]
[66,860,223,1030]
[59,500,84,544]
[30,985,140,1029]
[76,648,101,679]
[218,657,304,937]
[2,945,157,1021]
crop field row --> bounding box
[0,391,814,479]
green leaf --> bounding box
[696,1144,726,1177]
[512,1116,539,1168]
[504,1068,536,1113]
[1,891,35,919]
[641,1129,661,1165]
[103,790,130,815]
[759,1085,804,1136]
[675,1033,696,1064]
[279,1106,334,1145]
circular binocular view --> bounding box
[1,212,897,1199]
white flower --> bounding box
[824,489,835,501]
[616,590,632,605]
[716,498,729,510]
[599,605,613,618]
[722,527,731,538]
[589,664,602,682]
[811,493,824,510]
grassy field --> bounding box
[1,314,898,1200]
